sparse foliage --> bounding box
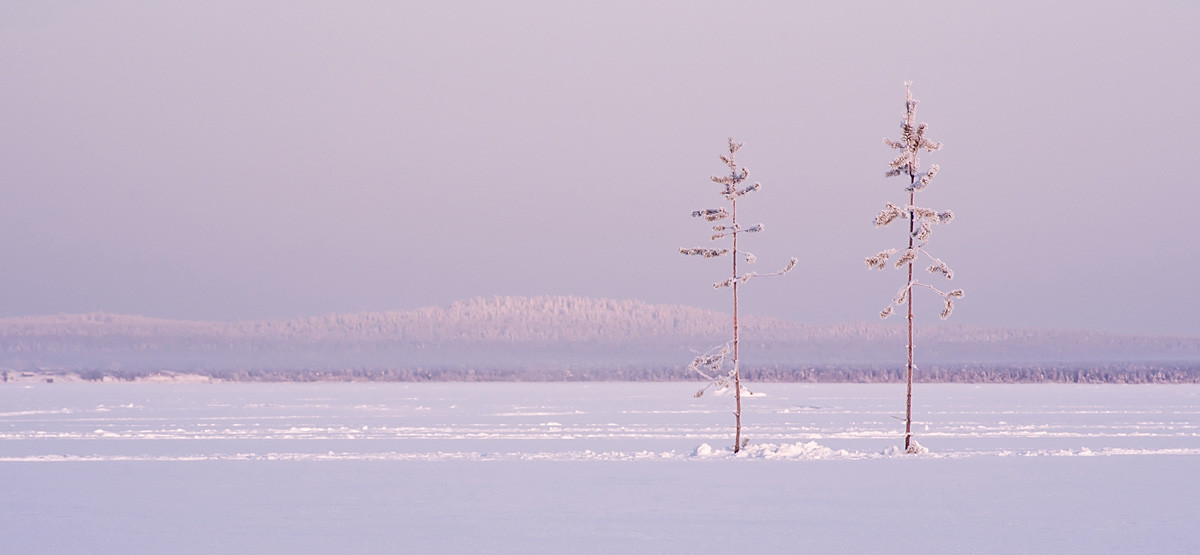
[681,138,797,453]
[867,83,963,453]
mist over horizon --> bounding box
[5,293,1200,341]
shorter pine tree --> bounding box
[681,138,796,453]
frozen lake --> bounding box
[2,382,1199,553]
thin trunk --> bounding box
[905,178,915,451]
[732,197,741,453]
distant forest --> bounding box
[4,296,1200,384]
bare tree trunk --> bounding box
[732,197,741,453]
[905,180,915,452]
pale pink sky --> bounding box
[1,1,1197,335]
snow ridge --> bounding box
[5,445,1200,463]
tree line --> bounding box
[9,363,1194,384]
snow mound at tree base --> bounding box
[906,439,930,454]
[690,441,854,460]
[881,440,932,457]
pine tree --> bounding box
[866,83,964,453]
[681,138,796,453]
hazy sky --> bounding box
[1,1,1197,335]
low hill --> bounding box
[1,296,1198,381]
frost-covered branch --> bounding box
[874,203,906,227]
[688,342,734,397]
[734,257,798,285]
[879,281,965,320]
[709,223,764,240]
[926,257,954,280]
[865,248,899,270]
[680,247,729,258]
[714,257,797,288]
[883,83,943,179]
[908,164,939,192]
[692,208,729,221]
[728,182,761,199]
[873,202,954,244]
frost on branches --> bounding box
[867,83,964,453]
[680,138,797,453]
[869,83,962,320]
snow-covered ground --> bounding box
[2,383,1198,553]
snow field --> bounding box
[2,382,1198,553]
[2,382,1197,460]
